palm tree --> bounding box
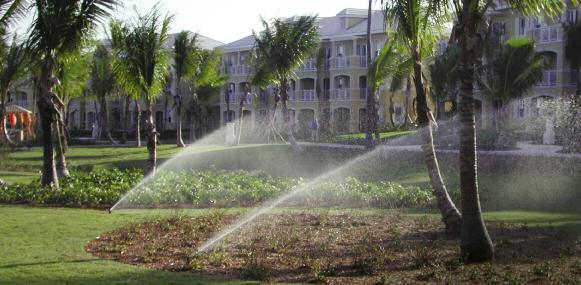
[448,0,570,262]
[110,7,172,174]
[428,46,459,121]
[383,0,462,236]
[90,44,118,144]
[314,46,330,136]
[252,16,319,152]
[173,31,200,147]
[26,0,118,187]
[365,0,378,148]
[478,37,544,145]
[53,48,91,177]
[0,39,27,144]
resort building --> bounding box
[218,9,413,136]
[479,1,579,125]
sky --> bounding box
[14,0,381,44]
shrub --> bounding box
[0,168,432,209]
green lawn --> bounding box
[0,205,258,285]
[1,205,580,285]
[0,171,39,184]
[334,130,415,141]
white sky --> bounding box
[14,0,380,44]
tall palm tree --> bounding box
[383,0,462,236]
[478,37,544,145]
[173,31,200,147]
[314,46,330,136]
[365,0,378,148]
[252,16,319,152]
[0,39,27,144]
[444,0,571,262]
[90,44,117,144]
[110,7,172,175]
[26,0,118,187]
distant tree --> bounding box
[173,31,200,147]
[477,37,544,146]
[428,46,459,120]
[110,6,172,174]
[90,44,118,144]
[560,20,581,152]
[0,39,27,144]
[251,16,319,152]
[26,0,119,187]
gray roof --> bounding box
[219,8,385,51]
[163,33,224,50]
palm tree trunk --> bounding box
[38,63,58,187]
[121,95,130,144]
[175,91,185,147]
[145,99,157,175]
[135,100,141,147]
[237,95,245,145]
[412,47,462,236]
[365,0,375,149]
[281,79,301,152]
[98,94,117,144]
[458,0,494,262]
[54,120,69,177]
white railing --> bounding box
[288,90,296,101]
[298,90,315,101]
[331,89,351,101]
[331,57,351,69]
[299,58,316,71]
[221,65,252,76]
[528,25,562,43]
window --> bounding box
[517,99,526,118]
[566,9,579,24]
[492,22,506,35]
[227,55,234,65]
[519,17,526,35]
[356,44,367,56]
[323,47,331,58]
[336,45,344,57]
[239,54,246,64]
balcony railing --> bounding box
[359,88,368,100]
[535,70,578,87]
[331,89,351,101]
[331,57,351,69]
[298,58,316,71]
[224,93,236,103]
[528,25,562,44]
[221,64,253,76]
[298,89,315,101]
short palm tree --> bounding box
[252,16,319,152]
[26,0,118,187]
[478,37,544,144]
[110,7,172,174]
[90,44,118,144]
[173,31,200,147]
[383,0,463,236]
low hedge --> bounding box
[0,168,432,209]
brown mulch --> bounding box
[86,211,581,284]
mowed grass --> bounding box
[1,205,580,285]
[0,205,258,285]
[0,144,270,183]
[334,130,414,141]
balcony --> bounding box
[297,90,315,101]
[535,70,578,88]
[331,57,351,69]
[331,89,351,101]
[298,58,316,71]
[528,25,562,44]
[359,88,368,100]
[221,64,253,76]
[223,92,236,103]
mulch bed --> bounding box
[86,211,581,284]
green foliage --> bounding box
[90,44,115,99]
[251,15,319,88]
[0,168,142,206]
[173,31,200,83]
[110,6,172,102]
[564,20,581,71]
[0,168,432,209]
[478,37,544,106]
